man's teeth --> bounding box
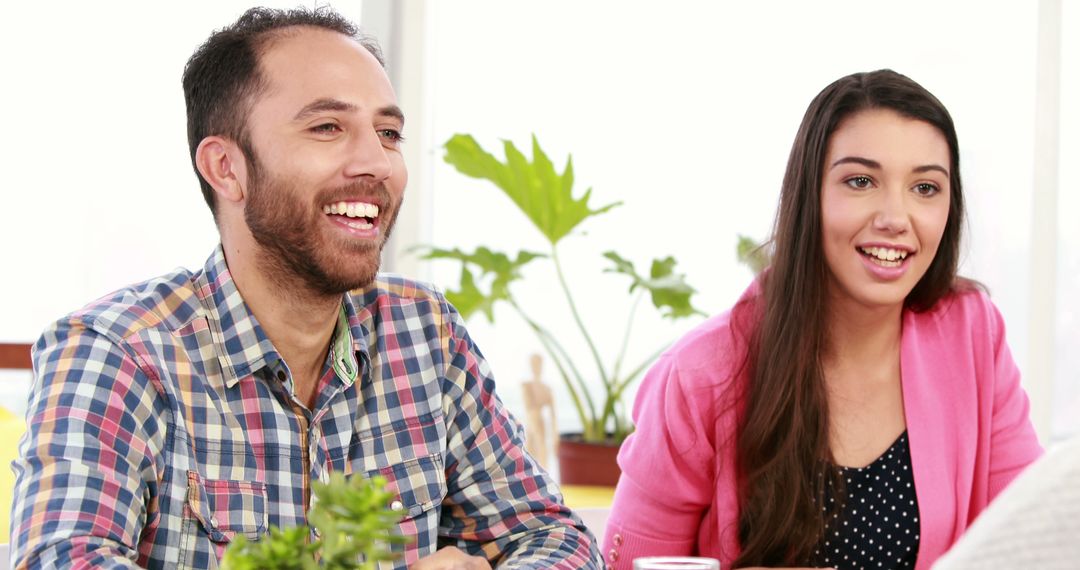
[322,202,380,218]
[859,246,908,262]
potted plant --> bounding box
[221,474,409,569]
[415,134,704,486]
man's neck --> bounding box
[221,240,339,409]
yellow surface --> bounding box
[562,484,615,509]
[1,406,26,541]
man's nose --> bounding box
[343,129,393,181]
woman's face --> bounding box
[820,108,952,312]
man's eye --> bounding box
[378,129,405,144]
[845,176,873,189]
[311,123,341,134]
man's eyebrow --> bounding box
[292,99,405,126]
[377,104,405,126]
[293,98,357,121]
[830,156,881,170]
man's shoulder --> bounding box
[350,274,451,313]
[54,267,202,343]
[347,274,479,354]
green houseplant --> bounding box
[416,134,704,464]
[221,474,409,570]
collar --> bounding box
[195,245,362,389]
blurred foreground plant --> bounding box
[222,474,410,570]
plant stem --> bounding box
[611,290,644,383]
[613,341,672,399]
[509,299,598,435]
[551,246,609,387]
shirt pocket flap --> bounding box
[377,453,446,520]
[185,470,269,542]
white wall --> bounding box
[0,1,367,416]
[416,0,1075,440]
[1054,0,1080,437]
[0,1,1075,441]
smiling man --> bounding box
[10,7,599,569]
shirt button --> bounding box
[390,500,404,511]
[277,370,287,382]
[612,533,624,547]
[209,516,218,527]
[313,527,322,538]
[608,549,619,562]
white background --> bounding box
[1,1,1076,443]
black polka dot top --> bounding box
[810,431,921,570]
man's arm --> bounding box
[11,320,165,569]
[436,307,602,569]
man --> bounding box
[10,7,600,569]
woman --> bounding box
[601,70,1042,570]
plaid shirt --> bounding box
[11,246,600,569]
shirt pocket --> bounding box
[370,453,447,566]
[179,470,269,568]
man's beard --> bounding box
[243,156,399,299]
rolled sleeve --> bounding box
[11,321,165,569]
[436,307,601,569]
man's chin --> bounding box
[321,255,382,293]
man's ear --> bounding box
[195,136,249,204]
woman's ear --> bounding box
[195,136,249,205]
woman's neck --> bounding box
[824,293,904,377]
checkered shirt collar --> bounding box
[194,245,365,389]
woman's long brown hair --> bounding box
[732,70,966,567]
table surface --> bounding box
[561,484,615,509]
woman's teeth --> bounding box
[858,246,910,267]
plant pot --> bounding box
[557,433,622,486]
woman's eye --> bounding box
[914,182,940,197]
[845,176,873,190]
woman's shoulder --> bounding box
[659,281,760,392]
[910,281,1004,336]
[911,280,1010,356]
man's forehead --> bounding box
[256,27,395,107]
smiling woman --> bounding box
[600,70,1043,570]
[820,108,953,313]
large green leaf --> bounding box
[603,251,704,320]
[414,246,544,322]
[443,134,621,244]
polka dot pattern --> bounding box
[811,431,920,570]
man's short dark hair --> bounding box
[182,6,384,216]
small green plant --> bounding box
[736,234,769,275]
[221,474,410,570]
[416,134,704,445]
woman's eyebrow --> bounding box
[830,156,881,170]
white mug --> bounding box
[633,557,721,570]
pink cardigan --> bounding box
[602,284,1043,570]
